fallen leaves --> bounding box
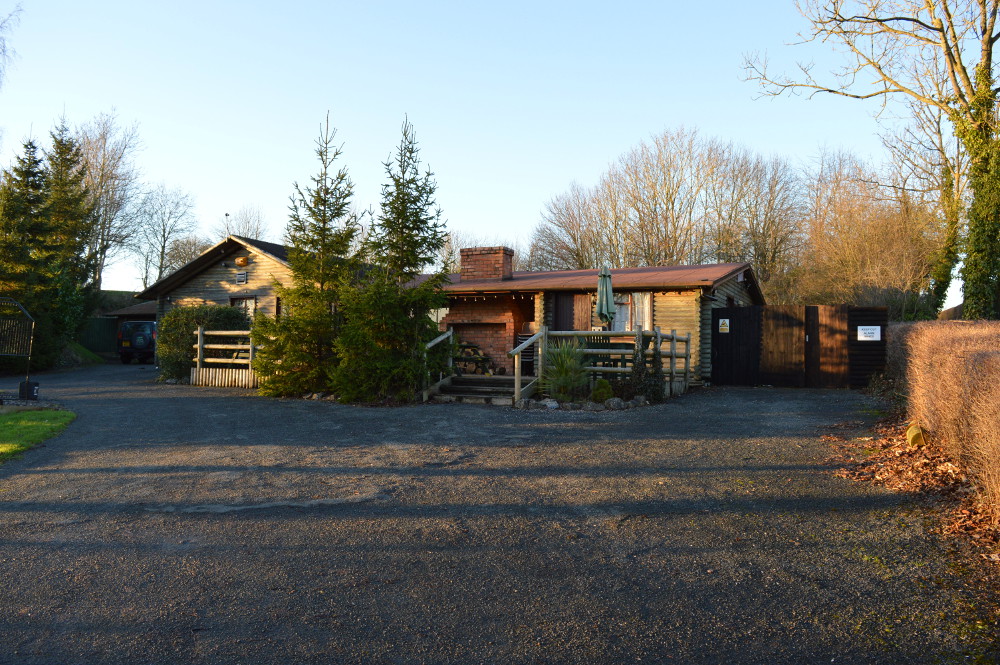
[824,415,1000,559]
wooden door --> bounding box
[806,305,849,388]
[573,293,593,331]
[760,306,805,387]
[553,292,592,330]
[553,292,575,331]
[711,306,761,385]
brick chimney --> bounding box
[459,246,514,281]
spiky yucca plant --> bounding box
[542,338,589,402]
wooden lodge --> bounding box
[135,240,767,386]
[436,247,766,382]
[136,235,292,321]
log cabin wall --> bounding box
[654,290,702,378]
[156,247,292,321]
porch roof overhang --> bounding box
[435,262,765,304]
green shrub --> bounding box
[542,338,589,402]
[332,273,447,402]
[646,335,665,403]
[590,378,613,402]
[607,374,637,401]
[158,305,250,381]
[629,333,650,398]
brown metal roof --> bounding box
[440,262,754,293]
[106,301,157,317]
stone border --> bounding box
[514,395,649,411]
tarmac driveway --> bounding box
[0,364,996,664]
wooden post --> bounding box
[684,332,691,392]
[670,329,677,397]
[196,326,205,370]
[514,351,522,402]
[635,327,642,370]
[248,331,256,387]
[653,326,661,398]
[537,325,548,379]
[447,327,453,373]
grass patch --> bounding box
[0,410,76,464]
[69,342,105,366]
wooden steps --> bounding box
[431,375,529,406]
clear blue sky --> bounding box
[3,1,923,294]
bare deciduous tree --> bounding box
[880,99,968,311]
[165,233,212,269]
[744,0,1000,317]
[77,112,142,289]
[0,6,20,90]
[133,184,195,288]
[530,182,603,270]
[794,151,946,318]
[529,128,803,300]
[213,204,269,240]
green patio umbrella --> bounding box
[596,265,615,328]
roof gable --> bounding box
[135,235,290,300]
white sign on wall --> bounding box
[857,326,881,342]
[718,318,730,333]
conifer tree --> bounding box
[0,141,50,370]
[0,140,47,298]
[367,119,448,281]
[253,116,360,396]
[43,121,96,338]
[333,119,448,401]
[646,335,665,404]
[0,139,63,368]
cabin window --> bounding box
[230,296,257,317]
[609,292,652,332]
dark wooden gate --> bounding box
[760,305,806,387]
[712,305,885,389]
[805,304,849,388]
[847,307,888,388]
[711,307,761,385]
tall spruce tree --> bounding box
[252,116,360,396]
[0,140,47,296]
[0,140,53,370]
[0,132,94,369]
[368,119,447,281]
[43,121,96,340]
[333,119,449,401]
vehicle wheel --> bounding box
[120,354,132,364]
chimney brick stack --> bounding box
[459,246,514,281]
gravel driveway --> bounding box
[0,364,995,664]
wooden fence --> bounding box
[189,327,258,388]
[508,326,692,402]
[711,305,888,388]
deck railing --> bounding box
[508,327,691,402]
[421,326,454,401]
